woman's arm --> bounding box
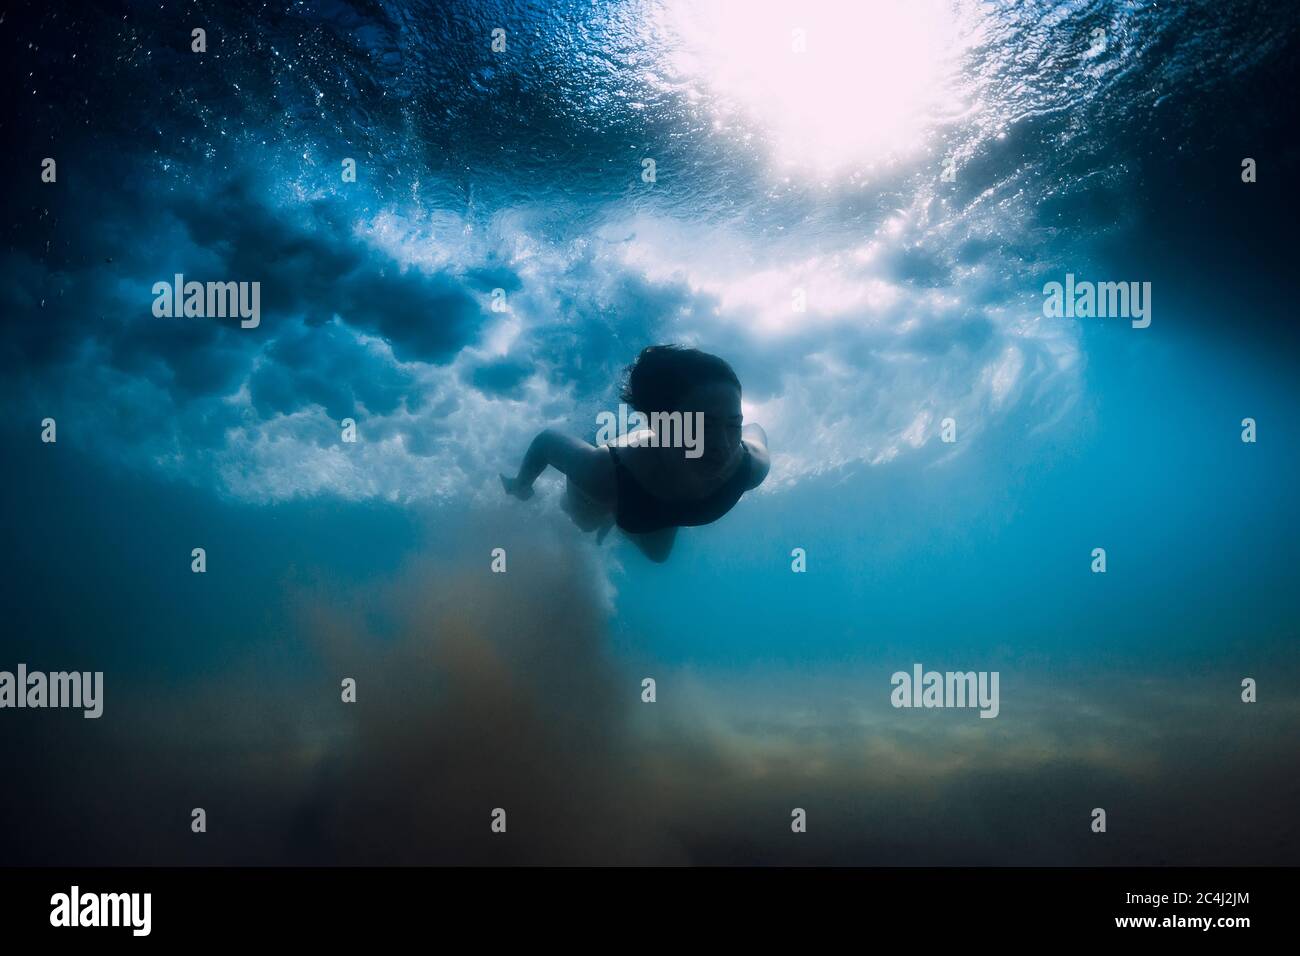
[741,422,770,490]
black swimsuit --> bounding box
[607,446,752,534]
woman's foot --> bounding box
[500,473,535,501]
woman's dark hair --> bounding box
[620,345,741,414]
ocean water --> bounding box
[1,0,1297,865]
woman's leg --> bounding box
[561,477,615,536]
[502,429,616,506]
[625,526,677,563]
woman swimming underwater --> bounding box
[501,346,770,562]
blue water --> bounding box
[1,0,1297,865]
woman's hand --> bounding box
[741,423,771,490]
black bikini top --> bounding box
[608,445,752,534]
